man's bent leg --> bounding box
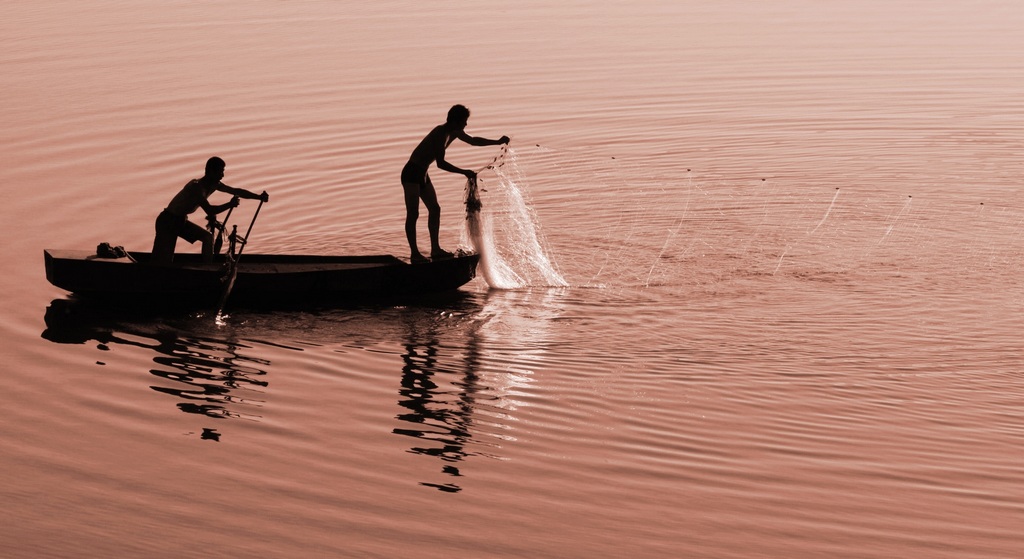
[152,212,179,264]
[180,221,215,263]
[201,234,215,263]
[152,231,176,264]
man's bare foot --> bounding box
[431,248,454,259]
[410,253,429,263]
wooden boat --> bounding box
[44,248,480,307]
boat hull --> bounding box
[44,249,480,307]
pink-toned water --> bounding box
[3,1,1023,557]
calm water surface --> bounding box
[3,1,1024,557]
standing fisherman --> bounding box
[401,105,509,262]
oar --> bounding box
[216,198,264,317]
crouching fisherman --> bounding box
[152,157,268,264]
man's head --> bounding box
[446,104,470,130]
[205,157,226,181]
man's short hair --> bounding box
[206,157,226,174]
[447,104,470,124]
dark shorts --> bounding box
[401,162,429,186]
[155,209,205,243]
[152,209,210,263]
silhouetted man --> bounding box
[152,157,268,264]
[401,105,508,262]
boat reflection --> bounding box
[41,298,269,437]
[42,288,564,491]
[148,336,269,422]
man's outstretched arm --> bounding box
[456,130,510,147]
[219,184,269,202]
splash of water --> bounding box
[462,146,567,289]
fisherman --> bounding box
[152,157,268,264]
[401,105,509,262]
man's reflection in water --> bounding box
[393,309,492,493]
[392,290,565,492]
[42,299,270,439]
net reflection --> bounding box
[42,299,269,437]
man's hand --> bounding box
[498,135,510,145]
[260,191,269,203]
[464,170,477,180]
